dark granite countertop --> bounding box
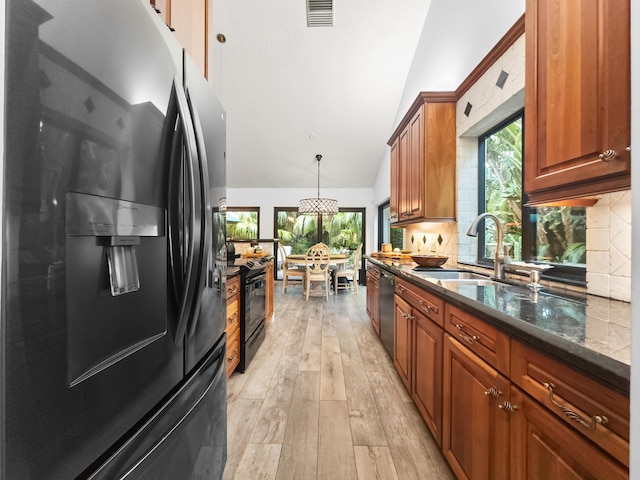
[365,256,631,394]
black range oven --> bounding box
[235,259,268,372]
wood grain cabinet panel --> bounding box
[396,278,444,327]
[388,92,456,225]
[444,303,510,375]
[225,275,240,378]
[150,0,208,77]
[511,340,629,467]
[393,278,444,444]
[524,0,631,204]
[265,260,274,322]
[412,308,443,445]
[509,386,628,480]
[393,295,412,391]
[442,334,510,480]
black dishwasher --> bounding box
[379,269,395,358]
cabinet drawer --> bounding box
[226,294,240,335]
[511,340,629,467]
[226,275,240,299]
[226,328,240,379]
[444,303,509,375]
[366,264,380,279]
[395,278,444,327]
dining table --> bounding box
[285,253,350,267]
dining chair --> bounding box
[278,244,305,294]
[303,242,331,301]
[334,243,362,295]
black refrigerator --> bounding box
[2,0,228,478]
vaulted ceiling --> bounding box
[209,0,432,189]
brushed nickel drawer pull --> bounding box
[543,382,609,430]
[498,401,518,414]
[484,387,502,399]
[598,149,617,161]
[397,285,407,295]
[455,324,479,345]
[418,300,434,313]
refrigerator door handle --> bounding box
[169,75,204,346]
[185,90,212,337]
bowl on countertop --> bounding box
[410,254,448,267]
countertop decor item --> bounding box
[410,254,448,267]
[298,154,339,217]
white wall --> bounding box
[227,187,375,253]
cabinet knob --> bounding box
[498,401,518,414]
[484,387,502,399]
[598,149,618,161]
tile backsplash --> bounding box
[586,191,632,302]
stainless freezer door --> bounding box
[87,337,227,480]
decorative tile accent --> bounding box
[496,70,509,89]
[464,102,472,117]
[84,96,95,113]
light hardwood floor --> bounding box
[222,284,455,480]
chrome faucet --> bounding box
[466,213,505,279]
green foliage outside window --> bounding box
[227,211,258,240]
[277,210,363,258]
[482,115,586,266]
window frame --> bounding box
[477,110,586,285]
[226,206,260,240]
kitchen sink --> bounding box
[418,270,491,281]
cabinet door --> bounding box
[398,126,411,220]
[389,139,399,224]
[510,387,627,480]
[394,295,412,392]
[442,334,510,480]
[170,0,207,76]
[524,0,630,203]
[408,108,424,217]
[412,309,443,446]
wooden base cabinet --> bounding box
[393,278,445,443]
[366,264,380,334]
[412,307,443,445]
[225,275,241,378]
[442,334,510,480]
[509,386,627,480]
[393,295,412,391]
[265,259,274,322]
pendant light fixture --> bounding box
[299,154,339,217]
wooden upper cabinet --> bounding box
[389,139,400,224]
[388,92,456,225]
[150,0,208,77]
[524,0,631,204]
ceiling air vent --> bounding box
[306,0,333,27]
